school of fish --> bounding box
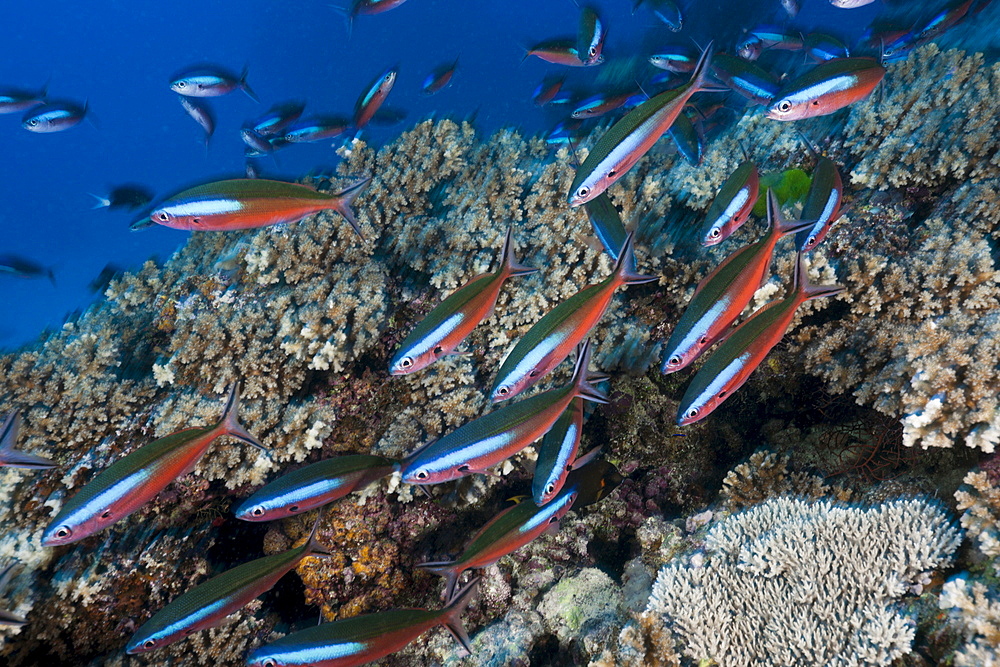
[0,0,986,664]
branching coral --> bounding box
[642,496,961,667]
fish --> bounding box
[343,0,409,16]
[570,90,635,119]
[545,118,585,146]
[250,101,306,136]
[0,83,47,114]
[677,253,845,425]
[532,77,565,106]
[532,399,586,504]
[663,190,813,374]
[830,0,874,6]
[90,184,155,211]
[911,0,975,43]
[781,0,800,18]
[767,57,885,121]
[87,263,125,294]
[804,33,850,61]
[178,97,215,148]
[401,341,608,485]
[21,100,87,132]
[700,160,759,246]
[576,6,606,67]
[737,36,763,61]
[41,382,265,546]
[524,39,589,67]
[0,412,56,469]
[234,455,400,521]
[127,517,331,653]
[422,59,458,95]
[582,193,628,263]
[0,562,26,628]
[0,255,55,284]
[390,226,536,375]
[490,234,655,401]
[649,48,696,73]
[635,0,683,30]
[711,53,780,106]
[568,42,713,207]
[750,27,805,50]
[241,127,275,155]
[667,111,704,166]
[283,116,350,143]
[246,577,478,667]
[797,157,843,251]
[353,67,397,130]
[170,65,258,102]
[137,177,370,237]
[422,458,621,599]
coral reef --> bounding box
[1,40,1000,666]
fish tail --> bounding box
[0,412,56,470]
[219,382,267,451]
[89,193,111,209]
[499,225,537,278]
[441,577,480,656]
[240,66,260,103]
[767,189,814,237]
[331,176,372,238]
[689,40,715,93]
[304,512,333,558]
[416,560,460,600]
[571,341,609,404]
[613,232,658,286]
[793,252,845,302]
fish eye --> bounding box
[709,228,721,239]
[156,212,169,222]
[576,186,590,198]
[176,81,186,88]
[778,100,792,112]
[55,526,72,539]
[807,236,817,246]
[416,470,428,480]
[667,355,682,367]
[143,639,156,649]
[251,507,265,517]
[546,482,556,494]
[685,407,699,419]
[263,660,277,667]
[589,46,598,57]
[497,386,510,396]
[28,119,38,126]
[399,357,413,368]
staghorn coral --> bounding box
[956,470,1000,558]
[641,496,961,667]
[846,45,1000,190]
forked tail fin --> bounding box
[440,577,480,656]
[219,382,267,451]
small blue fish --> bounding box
[422,59,458,95]
[178,97,215,148]
[0,83,46,114]
[22,100,87,133]
[283,116,350,143]
[251,101,306,136]
[171,65,258,102]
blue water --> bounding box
[0,0,880,350]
